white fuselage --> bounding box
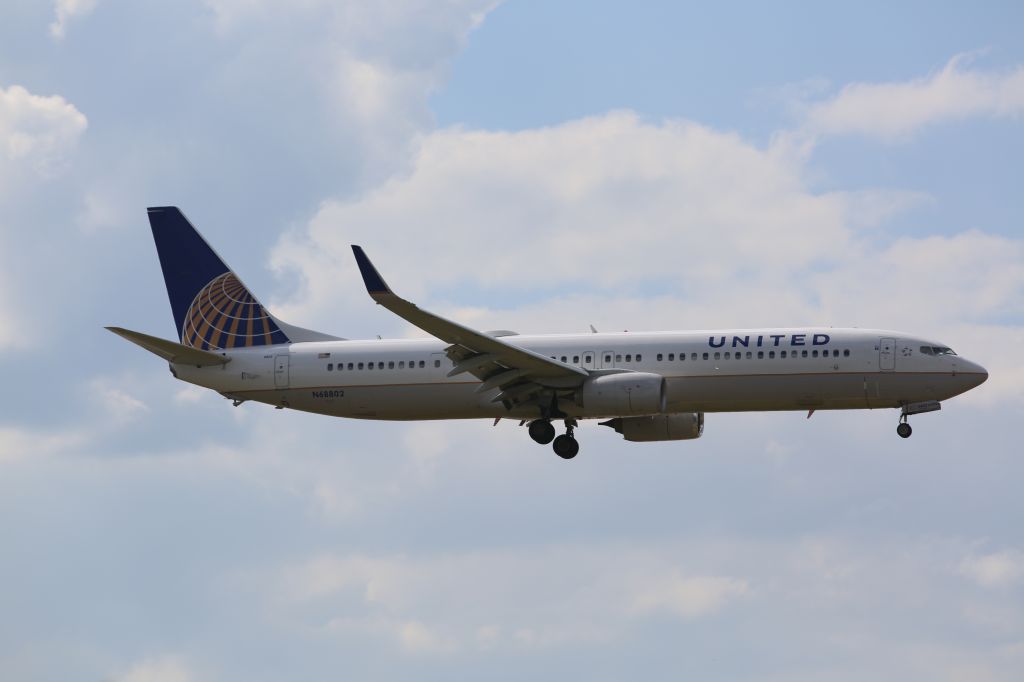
[170,327,987,421]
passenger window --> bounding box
[657,353,663,361]
[625,354,632,362]
[327,363,333,371]
[769,351,776,359]
[757,351,764,359]
[714,352,721,360]
[812,350,818,357]
[746,351,752,359]
[367,363,373,371]
[419,360,425,368]
[724,352,730,359]
[399,361,405,369]
[561,356,567,363]
[604,354,611,363]
[691,353,698,361]
[636,354,642,362]
[668,353,674,361]
[843,349,850,357]
[357,362,363,370]
[434,360,441,368]
[585,354,593,363]
[801,350,808,358]
[573,355,579,364]
[616,354,623,362]
[702,352,709,360]
[377,362,383,369]
[833,350,839,358]
[781,350,787,358]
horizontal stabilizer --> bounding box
[106,326,231,367]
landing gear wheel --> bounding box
[552,434,579,459]
[528,420,556,445]
[897,422,912,439]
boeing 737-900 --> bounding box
[109,207,989,459]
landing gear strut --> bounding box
[552,419,579,459]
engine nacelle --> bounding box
[601,413,704,442]
[576,372,666,417]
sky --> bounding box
[1,1,1023,680]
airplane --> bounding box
[109,207,989,459]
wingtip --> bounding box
[351,245,392,295]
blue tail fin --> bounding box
[147,206,291,350]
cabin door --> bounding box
[879,338,895,371]
[274,354,290,388]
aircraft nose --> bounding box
[964,360,988,388]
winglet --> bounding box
[351,245,393,295]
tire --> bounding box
[897,422,912,439]
[528,420,556,445]
[552,434,579,459]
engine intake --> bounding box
[576,372,666,417]
[600,413,704,442]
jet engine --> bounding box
[576,372,666,417]
[600,413,704,442]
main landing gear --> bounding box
[897,418,912,439]
[528,418,580,459]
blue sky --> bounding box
[1,2,1023,680]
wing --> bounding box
[351,246,589,407]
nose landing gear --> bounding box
[896,400,941,439]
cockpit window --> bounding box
[920,346,957,356]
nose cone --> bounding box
[962,360,989,390]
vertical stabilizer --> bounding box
[147,206,291,350]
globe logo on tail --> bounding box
[181,272,287,350]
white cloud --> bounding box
[49,0,98,41]
[0,426,86,464]
[395,620,459,655]
[631,573,749,619]
[271,112,886,324]
[199,0,499,184]
[959,549,1024,589]
[111,656,194,682]
[0,84,87,179]
[804,53,1024,140]
[277,545,752,652]
[90,377,150,423]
